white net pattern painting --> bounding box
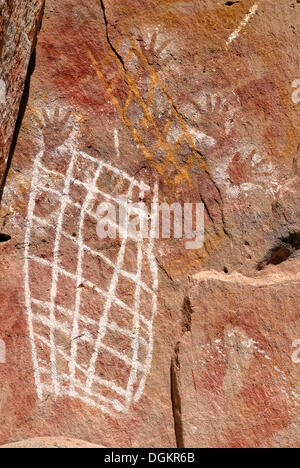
[24,133,158,415]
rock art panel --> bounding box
[100,0,300,279]
[0,1,180,447]
[24,109,158,415]
[0,0,299,449]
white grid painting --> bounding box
[24,143,158,415]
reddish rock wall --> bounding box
[0,0,299,448]
[0,0,45,179]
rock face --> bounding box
[0,0,299,448]
[1,436,103,448]
[0,0,45,179]
[174,263,300,448]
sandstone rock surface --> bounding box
[0,0,299,448]
[1,436,103,448]
[173,261,300,448]
[0,0,45,180]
